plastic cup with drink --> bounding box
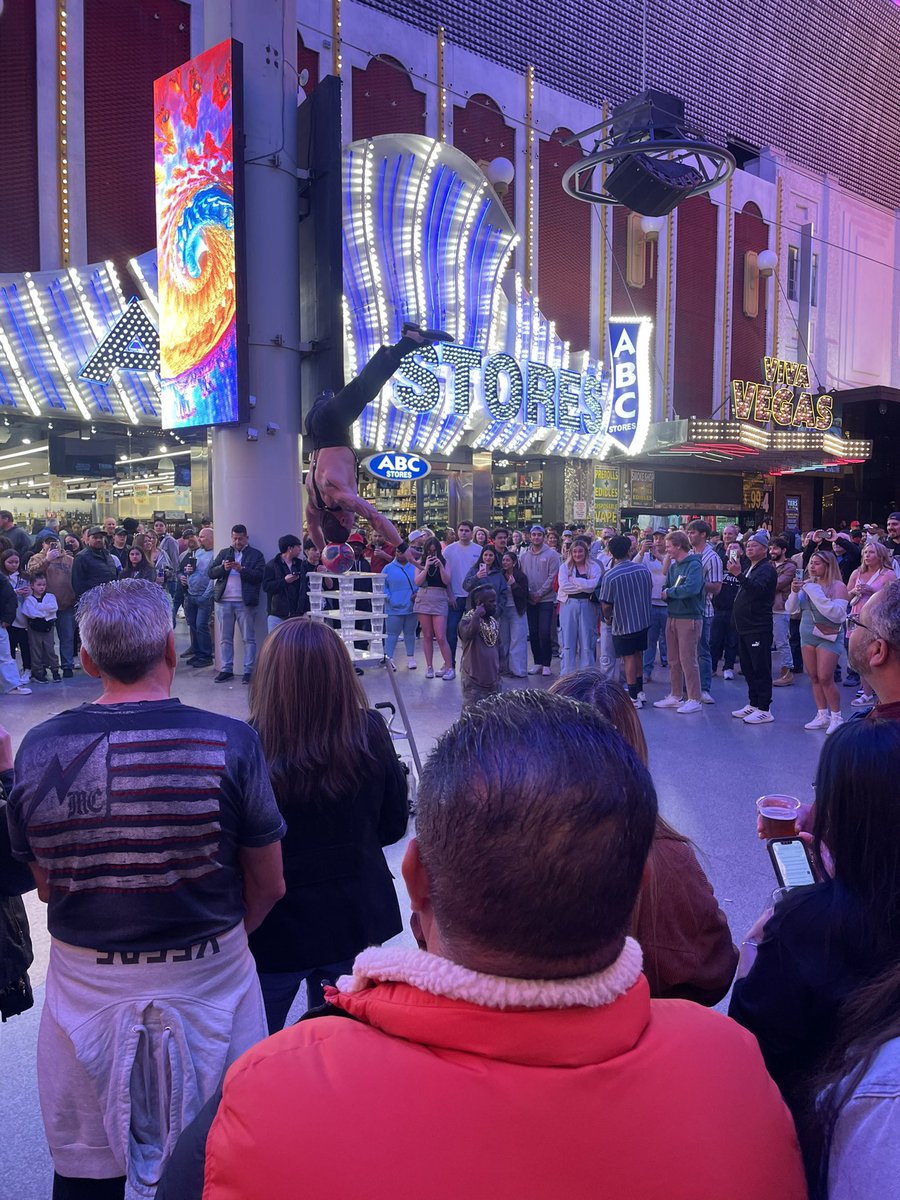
[756,794,801,839]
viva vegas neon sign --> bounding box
[731,357,834,430]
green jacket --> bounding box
[665,553,704,620]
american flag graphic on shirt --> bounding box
[26,728,227,893]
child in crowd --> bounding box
[21,574,60,682]
[458,584,501,709]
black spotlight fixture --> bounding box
[562,89,735,217]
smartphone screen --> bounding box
[769,838,816,889]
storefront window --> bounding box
[359,477,417,538]
[492,465,543,529]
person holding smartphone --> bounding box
[730,720,900,1165]
[412,537,454,679]
[208,525,266,684]
[262,535,308,634]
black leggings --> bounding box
[305,339,417,447]
[53,1174,125,1200]
[8,625,30,670]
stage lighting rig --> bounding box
[562,89,735,217]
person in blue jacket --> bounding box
[383,542,420,668]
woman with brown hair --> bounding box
[550,669,738,1005]
[412,536,454,679]
[121,544,156,582]
[247,617,409,1031]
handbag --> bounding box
[0,971,33,1022]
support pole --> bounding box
[204,0,302,556]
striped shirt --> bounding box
[597,559,653,636]
[7,698,285,952]
[700,544,723,618]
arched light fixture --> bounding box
[562,89,735,217]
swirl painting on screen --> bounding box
[154,40,243,429]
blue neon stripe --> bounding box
[1,284,65,409]
[430,168,457,325]
[393,153,416,325]
[465,204,491,347]
[46,280,113,414]
[422,163,444,323]
[473,224,502,346]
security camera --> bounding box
[246,427,259,442]
[266,422,279,435]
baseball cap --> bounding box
[530,524,545,534]
[407,528,434,544]
[347,532,366,546]
[87,525,105,537]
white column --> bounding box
[204,0,302,556]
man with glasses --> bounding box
[847,580,900,720]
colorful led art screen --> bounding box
[154,39,246,429]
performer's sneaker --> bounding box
[402,322,453,343]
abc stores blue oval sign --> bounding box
[363,452,432,482]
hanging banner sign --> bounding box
[630,469,655,506]
[48,477,67,505]
[606,317,652,455]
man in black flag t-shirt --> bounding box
[6,578,285,1200]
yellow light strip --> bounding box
[718,175,733,417]
[525,65,535,292]
[57,0,70,265]
[663,210,673,417]
[436,27,446,142]
[598,102,608,365]
[332,0,342,76]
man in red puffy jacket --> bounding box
[159,690,807,1200]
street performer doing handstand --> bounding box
[304,323,451,550]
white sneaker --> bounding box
[732,704,755,718]
[826,714,844,735]
[528,664,543,675]
[632,696,644,710]
[425,667,435,679]
[653,694,682,709]
[441,668,456,681]
[701,691,716,705]
[406,657,417,669]
[7,685,31,695]
[744,709,774,724]
[676,699,702,714]
[723,669,734,680]
[541,666,552,677]
[851,694,874,708]
[637,691,647,703]
[804,711,830,730]
[21,669,30,682]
